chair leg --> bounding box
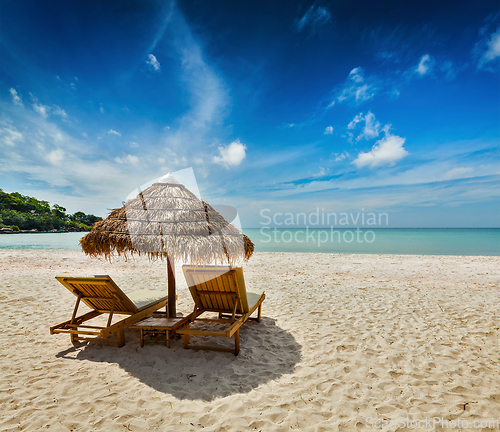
[184,324,189,349]
[257,304,262,323]
[117,329,125,347]
[234,329,240,356]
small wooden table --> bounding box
[129,316,187,348]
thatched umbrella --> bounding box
[80,173,254,317]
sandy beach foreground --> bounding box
[1,250,499,431]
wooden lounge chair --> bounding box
[50,275,169,347]
[177,266,265,355]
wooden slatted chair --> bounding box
[177,266,265,355]
[50,275,169,347]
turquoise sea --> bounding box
[0,229,499,256]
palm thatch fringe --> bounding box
[80,182,254,264]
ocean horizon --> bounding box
[0,228,499,256]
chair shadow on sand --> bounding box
[55,316,301,401]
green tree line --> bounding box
[0,189,102,232]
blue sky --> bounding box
[0,0,499,227]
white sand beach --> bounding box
[1,250,499,431]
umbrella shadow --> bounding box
[56,317,301,401]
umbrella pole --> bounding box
[167,256,176,318]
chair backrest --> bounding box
[55,276,138,314]
[182,266,250,313]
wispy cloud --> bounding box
[442,166,473,180]
[33,103,48,119]
[213,140,247,168]
[29,93,51,119]
[324,126,333,135]
[9,88,23,106]
[0,103,127,198]
[0,2,231,204]
[115,154,140,165]
[266,153,498,200]
[52,106,68,119]
[334,151,349,162]
[334,67,377,106]
[295,5,332,33]
[0,120,24,146]
[155,5,230,173]
[415,54,433,76]
[312,166,328,177]
[478,26,500,69]
[348,111,381,141]
[146,53,161,71]
[46,148,65,165]
[17,90,70,120]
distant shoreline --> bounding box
[0,228,90,234]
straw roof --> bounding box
[80,176,254,265]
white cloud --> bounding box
[442,167,473,180]
[0,121,24,146]
[359,112,381,140]
[479,26,500,68]
[52,106,68,118]
[114,154,140,165]
[415,54,433,75]
[159,9,229,164]
[0,108,126,197]
[33,103,48,119]
[296,5,332,32]
[312,166,328,177]
[46,149,65,165]
[348,111,381,142]
[9,88,23,106]
[335,67,377,105]
[324,126,333,135]
[212,140,247,168]
[347,113,363,130]
[146,53,161,71]
[1,4,233,206]
[26,95,69,120]
[334,151,349,162]
[353,132,409,169]
[108,129,121,137]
